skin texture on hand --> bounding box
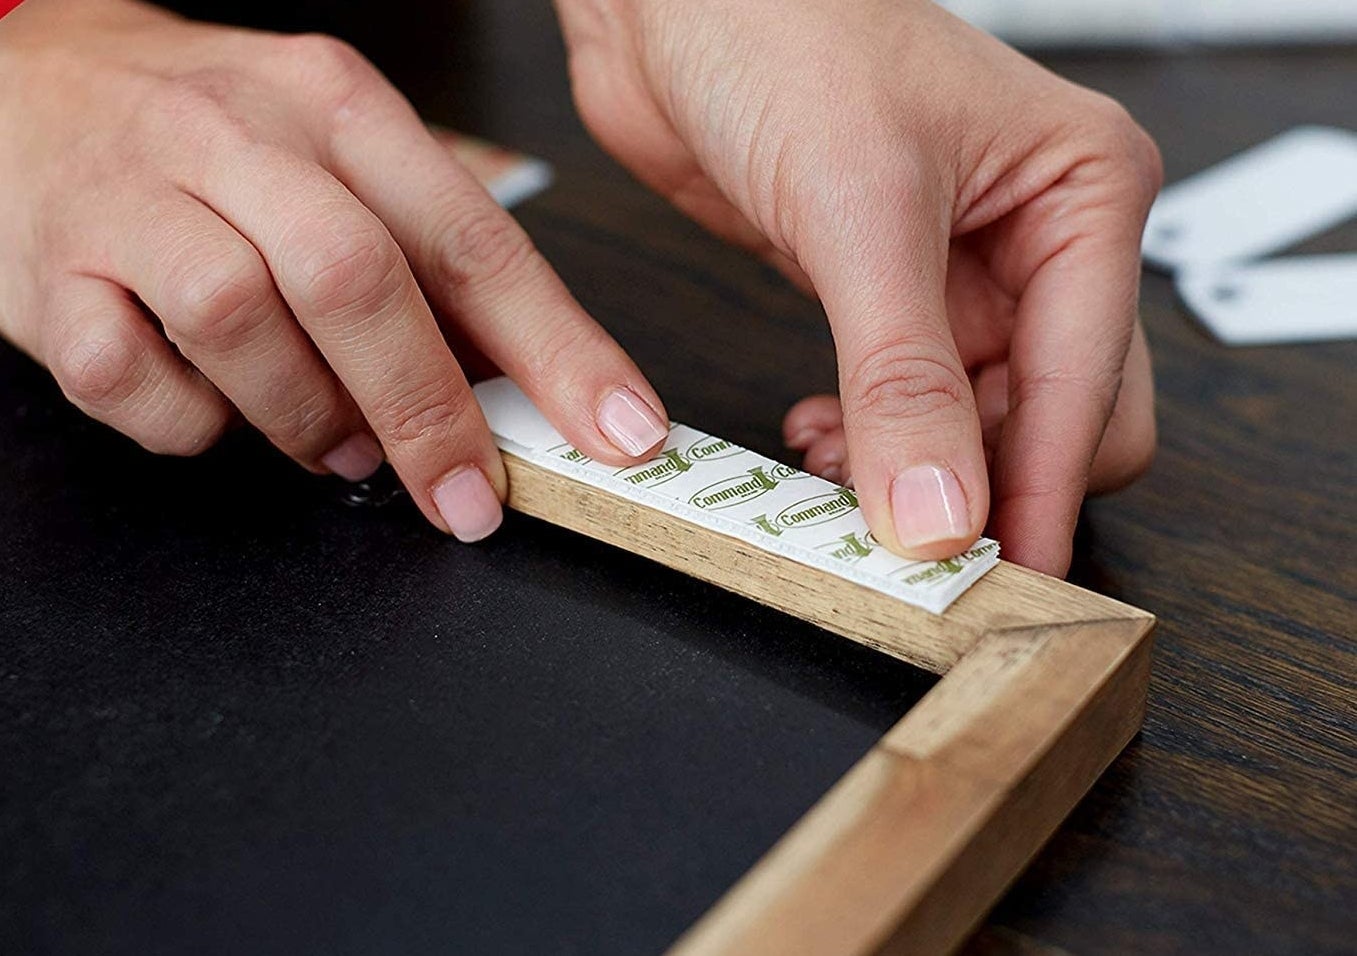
[0,0,668,541]
[555,0,1163,576]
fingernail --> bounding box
[597,387,668,457]
[820,462,843,485]
[321,434,384,481]
[431,466,503,542]
[785,427,823,450]
[890,464,969,548]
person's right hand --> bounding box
[0,0,669,540]
[556,0,1161,576]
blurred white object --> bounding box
[483,158,554,209]
[1177,256,1357,345]
[434,129,555,209]
[1141,127,1357,345]
[1143,127,1357,272]
[937,0,1357,47]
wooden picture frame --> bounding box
[502,451,1156,956]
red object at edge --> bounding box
[0,0,26,19]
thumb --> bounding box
[805,176,988,561]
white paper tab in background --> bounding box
[1176,254,1357,346]
[435,129,554,209]
[1142,127,1357,272]
[937,0,1357,48]
[473,378,999,615]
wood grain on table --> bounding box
[396,13,1356,952]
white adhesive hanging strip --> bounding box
[473,377,1000,615]
[1142,126,1357,272]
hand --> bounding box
[0,0,669,541]
[556,0,1161,575]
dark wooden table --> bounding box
[408,14,1357,952]
[5,2,1354,953]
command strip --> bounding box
[473,378,999,614]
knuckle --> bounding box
[808,149,933,241]
[52,331,142,409]
[432,206,536,294]
[1013,368,1117,420]
[1082,91,1137,136]
[376,376,473,448]
[293,225,406,315]
[519,319,601,384]
[281,33,375,109]
[144,416,228,458]
[848,340,970,422]
[140,73,250,145]
[268,386,342,453]
[1130,126,1166,199]
[1083,93,1163,201]
[286,33,369,80]
[165,250,273,345]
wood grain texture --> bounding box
[501,445,1154,955]
[453,28,1352,952]
[502,454,1146,673]
[89,2,1357,951]
[388,10,1355,950]
[669,619,1153,956]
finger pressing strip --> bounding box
[473,377,1000,614]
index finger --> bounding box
[987,218,1145,576]
[193,143,506,541]
[291,39,670,467]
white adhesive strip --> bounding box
[1142,127,1357,272]
[474,378,1000,615]
[1176,254,1357,345]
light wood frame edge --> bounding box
[501,453,1156,956]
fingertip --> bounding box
[994,529,1072,578]
[782,394,844,447]
[321,433,385,482]
[430,464,504,543]
[801,429,849,482]
[985,499,1075,578]
[483,445,511,501]
[886,463,986,557]
[972,363,1009,434]
[593,385,669,461]
[891,535,983,564]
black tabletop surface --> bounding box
[4,2,1355,955]
[1,345,935,955]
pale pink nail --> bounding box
[431,466,503,542]
[820,462,844,485]
[597,387,668,457]
[785,427,823,450]
[321,434,384,482]
[890,464,969,548]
